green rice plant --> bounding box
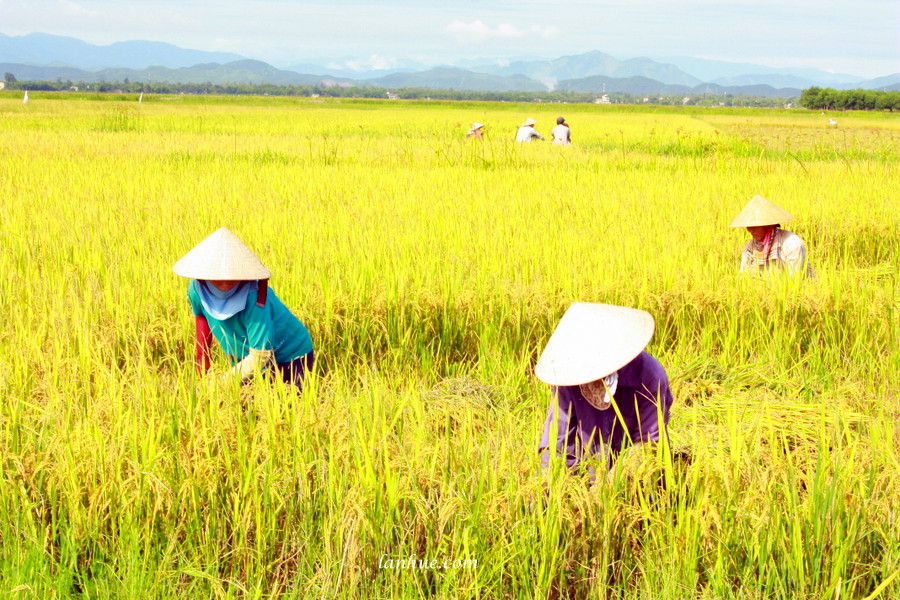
[95,107,143,132]
[0,94,897,599]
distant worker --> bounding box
[730,195,814,277]
[467,122,485,139]
[537,303,673,472]
[516,118,544,142]
[551,116,571,145]
[173,227,315,389]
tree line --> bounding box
[800,86,900,111]
[2,75,797,107]
[7,71,899,111]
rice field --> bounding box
[0,92,898,599]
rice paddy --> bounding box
[0,92,897,599]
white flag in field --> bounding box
[23,91,28,104]
[139,92,143,103]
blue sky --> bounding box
[1,0,898,77]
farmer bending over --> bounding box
[537,303,673,472]
[173,227,314,389]
[731,195,814,277]
[516,118,544,142]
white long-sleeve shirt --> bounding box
[516,125,544,142]
[739,228,814,277]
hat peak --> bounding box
[730,195,794,228]
[172,227,272,280]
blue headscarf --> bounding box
[194,280,257,320]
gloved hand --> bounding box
[227,348,276,381]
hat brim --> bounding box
[535,303,655,386]
[173,227,272,280]
[730,195,794,227]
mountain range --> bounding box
[2,33,898,96]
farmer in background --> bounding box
[173,227,314,388]
[467,122,485,139]
[551,116,571,145]
[537,303,673,471]
[516,118,544,142]
[731,195,814,277]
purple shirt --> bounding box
[539,351,673,469]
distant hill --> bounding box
[707,72,897,92]
[103,59,338,85]
[360,67,547,92]
[468,51,703,88]
[453,51,895,92]
[0,62,87,81]
[655,55,865,87]
[0,59,806,98]
[711,73,819,89]
[555,75,692,96]
[0,32,245,69]
[555,75,801,98]
[0,60,348,86]
[284,57,430,79]
[859,73,900,92]
[2,31,895,97]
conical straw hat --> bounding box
[729,195,794,227]
[172,227,271,280]
[523,117,537,126]
[535,303,655,386]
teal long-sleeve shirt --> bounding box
[188,280,313,365]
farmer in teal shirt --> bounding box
[173,227,314,388]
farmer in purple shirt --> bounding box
[536,303,673,470]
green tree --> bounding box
[800,86,824,109]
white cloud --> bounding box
[321,55,400,72]
[446,20,559,44]
[57,0,98,17]
[345,54,398,71]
